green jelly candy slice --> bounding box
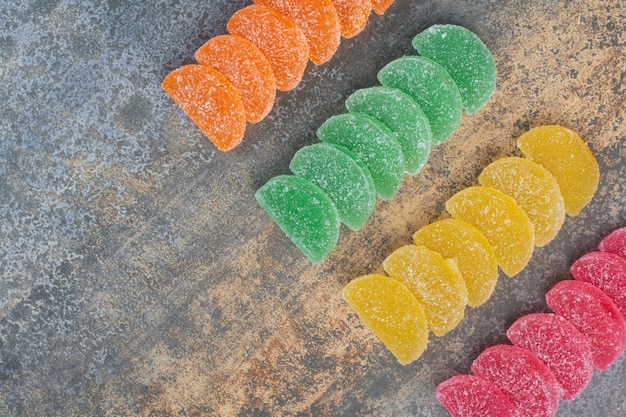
[377,56,462,145]
[256,175,340,263]
[412,24,496,115]
[345,86,432,175]
[317,113,404,200]
[290,143,376,231]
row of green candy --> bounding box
[256,24,497,263]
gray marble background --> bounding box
[1,0,625,416]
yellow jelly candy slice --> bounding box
[445,186,535,277]
[342,274,429,364]
[413,219,498,307]
[478,157,566,247]
[383,245,468,337]
[517,125,599,216]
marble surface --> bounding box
[1,0,626,415]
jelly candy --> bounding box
[162,64,246,152]
[412,219,498,307]
[254,0,341,65]
[345,86,432,175]
[371,0,394,15]
[317,113,404,200]
[517,125,599,216]
[445,186,535,277]
[377,56,462,145]
[255,175,339,263]
[506,313,593,401]
[194,35,276,124]
[227,5,309,92]
[289,143,376,230]
[331,0,371,38]
[570,251,626,317]
[342,274,429,364]
[382,245,468,337]
[599,226,626,259]
[471,345,561,417]
[412,25,496,115]
[546,280,626,371]
[436,374,519,417]
[478,157,565,247]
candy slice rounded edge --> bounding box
[506,313,593,401]
[445,186,535,277]
[317,112,404,200]
[412,24,496,115]
[517,125,599,216]
[345,86,433,175]
[255,175,339,263]
[599,226,626,259]
[382,245,468,337]
[436,374,519,417]
[289,142,376,231]
[332,0,372,38]
[194,34,277,124]
[546,280,626,371]
[378,55,462,145]
[413,218,498,307]
[342,274,429,364]
[371,0,394,15]
[227,4,310,92]
[162,64,246,152]
[254,0,341,65]
[478,157,565,247]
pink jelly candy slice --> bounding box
[436,374,519,417]
[506,313,593,401]
[471,345,560,417]
[599,226,626,259]
[571,251,626,317]
[546,280,626,371]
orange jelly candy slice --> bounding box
[517,125,599,216]
[446,186,535,277]
[371,0,395,15]
[162,64,246,152]
[227,5,309,92]
[413,219,498,307]
[255,0,341,65]
[195,35,276,124]
[332,0,372,38]
[383,245,468,337]
[343,274,429,364]
[479,157,565,247]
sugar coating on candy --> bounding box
[471,345,561,417]
[317,113,404,200]
[371,0,394,14]
[342,274,429,364]
[413,219,498,307]
[162,64,246,152]
[382,245,468,337]
[227,5,309,92]
[378,56,462,145]
[254,0,341,65]
[345,86,432,175]
[194,35,276,124]
[599,226,626,259]
[571,251,626,318]
[506,313,593,401]
[255,175,339,263]
[436,374,519,417]
[517,125,599,216]
[478,157,565,247]
[332,0,371,38]
[445,186,535,277]
[289,143,376,231]
[546,280,626,371]
[412,24,496,115]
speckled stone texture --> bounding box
[1,1,625,416]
